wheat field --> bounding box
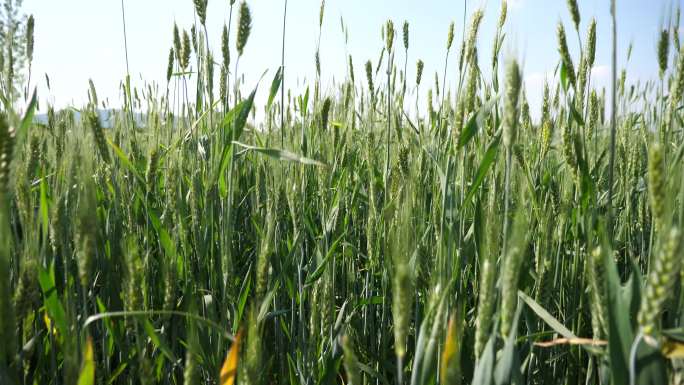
[1,0,684,384]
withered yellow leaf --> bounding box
[661,338,684,359]
[220,329,243,385]
[440,315,459,385]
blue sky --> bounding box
[23,0,681,120]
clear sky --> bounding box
[22,0,682,120]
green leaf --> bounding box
[301,87,310,117]
[458,111,481,148]
[494,304,523,385]
[357,296,384,307]
[633,340,667,385]
[458,95,499,148]
[463,135,501,206]
[305,232,346,286]
[604,249,635,385]
[38,265,69,340]
[519,291,574,338]
[472,332,496,385]
[560,62,569,93]
[106,137,144,184]
[419,295,448,385]
[571,129,595,211]
[217,144,235,198]
[233,275,251,335]
[233,141,327,167]
[258,281,281,323]
[83,310,233,341]
[20,88,38,135]
[411,289,449,385]
[569,103,585,126]
[181,99,222,142]
[232,87,257,142]
[39,168,49,244]
[77,337,95,385]
[142,319,177,363]
[357,362,390,385]
[519,291,602,355]
[662,328,684,343]
[267,66,283,111]
[216,87,258,197]
[147,209,177,260]
[317,348,343,385]
[95,298,117,357]
[107,363,128,385]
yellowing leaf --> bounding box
[440,314,460,385]
[43,312,58,337]
[77,337,95,385]
[220,329,243,385]
[661,338,684,359]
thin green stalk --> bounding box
[608,0,618,239]
[281,0,288,147]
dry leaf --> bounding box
[220,329,243,385]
